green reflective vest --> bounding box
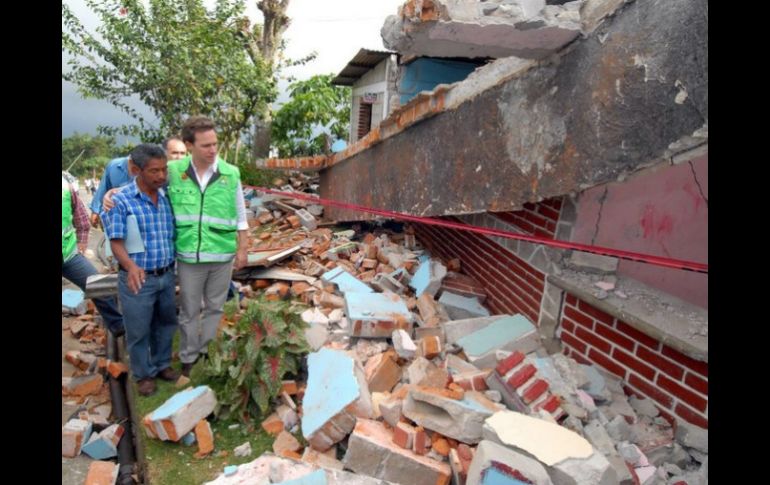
[62,177,77,262]
[167,157,240,263]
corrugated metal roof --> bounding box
[332,48,396,86]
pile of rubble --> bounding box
[197,180,708,484]
[61,298,128,485]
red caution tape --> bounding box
[248,186,708,274]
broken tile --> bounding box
[454,315,539,369]
[82,423,124,460]
[438,292,490,321]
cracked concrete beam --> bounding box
[382,0,583,60]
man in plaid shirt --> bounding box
[61,176,124,337]
[102,144,180,396]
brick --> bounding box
[62,418,92,458]
[521,379,549,404]
[261,413,284,435]
[393,422,416,449]
[577,300,615,326]
[62,374,103,397]
[453,370,491,392]
[84,461,118,485]
[508,364,537,390]
[194,420,214,458]
[563,306,594,330]
[273,430,302,455]
[674,403,708,429]
[661,345,708,377]
[575,327,612,353]
[419,336,442,359]
[106,361,128,379]
[565,293,578,306]
[616,321,660,350]
[637,346,685,380]
[142,386,218,442]
[344,419,450,485]
[413,426,430,455]
[627,374,673,409]
[684,372,708,396]
[561,331,587,355]
[364,352,402,393]
[536,394,561,414]
[587,348,627,379]
[496,351,525,376]
[657,374,707,412]
[613,347,656,380]
[594,320,635,351]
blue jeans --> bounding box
[118,269,178,380]
[62,253,124,335]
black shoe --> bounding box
[181,357,198,377]
[109,327,126,338]
[137,378,157,396]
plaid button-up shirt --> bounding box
[102,180,175,271]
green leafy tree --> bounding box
[61,132,121,176]
[271,74,351,157]
[203,297,309,422]
[62,0,279,150]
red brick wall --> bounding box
[560,293,708,428]
[491,198,562,239]
[414,218,545,325]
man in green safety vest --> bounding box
[168,116,249,377]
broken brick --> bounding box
[84,461,118,485]
[194,420,214,458]
[261,413,284,436]
[62,374,103,397]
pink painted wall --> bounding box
[571,153,708,309]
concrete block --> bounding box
[371,273,407,294]
[580,365,611,402]
[82,423,124,460]
[305,323,330,351]
[321,267,373,294]
[568,252,618,274]
[393,329,417,359]
[142,386,218,442]
[466,440,552,485]
[364,352,402,393]
[84,460,118,485]
[455,315,540,369]
[295,209,317,230]
[195,419,215,457]
[403,388,498,443]
[439,292,490,321]
[629,396,660,418]
[410,259,447,297]
[62,418,92,457]
[345,292,413,338]
[446,354,480,375]
[302,348,373,451]
[407,357,450,388]
[379,397,404,428]
[443,315,509,345]
[582,420,616,457]
[344,419,451,485]
[674,421,708,453]
[62,288,87,315]
[549,452,618,485]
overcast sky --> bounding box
[62,0,403,141]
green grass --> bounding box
[133,337,275,485]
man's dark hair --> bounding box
[181,116,216,144]
[161,136,183,151]
[130,143,167,169]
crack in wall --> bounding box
[688,160,708,208]
[591,186,609,245]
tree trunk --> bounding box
[252,0,290,158]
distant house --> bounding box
[332,49,399,143]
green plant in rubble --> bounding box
[203,296,310,422]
